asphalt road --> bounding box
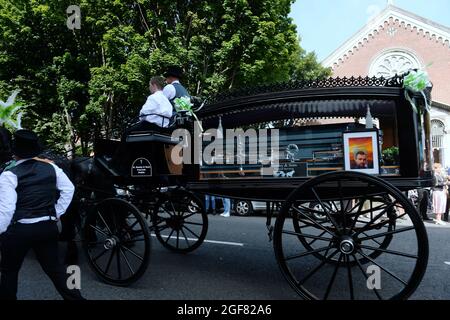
[13,214,450,300]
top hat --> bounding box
[163,65,184,79]
[12,129,42,158]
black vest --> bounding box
[170,82,190,107]
[9,159,58,221]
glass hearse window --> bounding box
[200,99,400,180]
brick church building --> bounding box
[322,2,450,169]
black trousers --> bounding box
[417,189,430,220]
[444,193,450,222]
[122,121,162,140]
[0,220,84,300]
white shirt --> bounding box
[0,159,75,234]
[140,90,173,127]
[162,80,180,101]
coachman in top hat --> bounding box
[0,129,84,300]
[163,65,191,109]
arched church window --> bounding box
[369,50,421,78]
[431,119,446,149]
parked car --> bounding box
[233,200,268,216]
[188,194,278,217]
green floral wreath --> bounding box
[403,69,432,114]
[173,96,203,132]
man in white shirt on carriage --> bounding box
[124,76,173,135]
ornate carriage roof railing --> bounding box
[205,75,404,105]
[197,75,415,127]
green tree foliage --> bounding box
[0,0,330,154]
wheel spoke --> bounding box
[347,197,366,215]
[355,203,392,217]
[180,228,191,247]
[126,218,139,230]
[345,255,355,300]
[352,253,383,300]
[121,244,145,261]
[342,198,352,215]
[349,197,369,230]
[165,229,176,244]
[353,201,397,236]
[338,181,345,233]
[297,219,331,229]
[359,244,418,259]
[323,253,343,300]
[104,248,115,275]
[296,205,330,219]
[180,212,198,220]
[285,245,336,261]
[357,250,407,285]
[87,240,107,247]
[183,221,204,226]
[92,248,109,262]
[155,225,170,233]
[282,229,332,242]
[297,250,340,285]
[292,206,337,237]
[361,231,382,245]
[153,217,168,226]
[354,219,390,231]
[97,211,113,235]
[116,246,122,280]
[311,188,340,231]
[88,224,110,238]
[119,247,135,275]
[160,205,176,217]
[176,230,180,249]
[358,226,415,241]
[182,225,200,239]
[170,201,180,217]
[307,230,328,246]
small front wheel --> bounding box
[152,189,208,253]
[83,198,151,286]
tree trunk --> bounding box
[63,105,76,159]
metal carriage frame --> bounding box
[75,75,433,300]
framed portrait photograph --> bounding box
[343,130,380,175]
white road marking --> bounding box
[150,233,244,247]
[445,262,450,266]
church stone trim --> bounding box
[323,5,450,69]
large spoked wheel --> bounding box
[274,171,428,300]
[152,189,208,253]
[83,198,151,286]
[292,197,395,265]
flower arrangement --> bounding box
[382,146,399,165]
[173,96,203,131]
[0,90,25,130]
[403,69,432,114]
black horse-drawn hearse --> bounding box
[22,74,435,299]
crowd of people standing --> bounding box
[416,163,449,225]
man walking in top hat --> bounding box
[0,129,84,300]
[163,65,191,110]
